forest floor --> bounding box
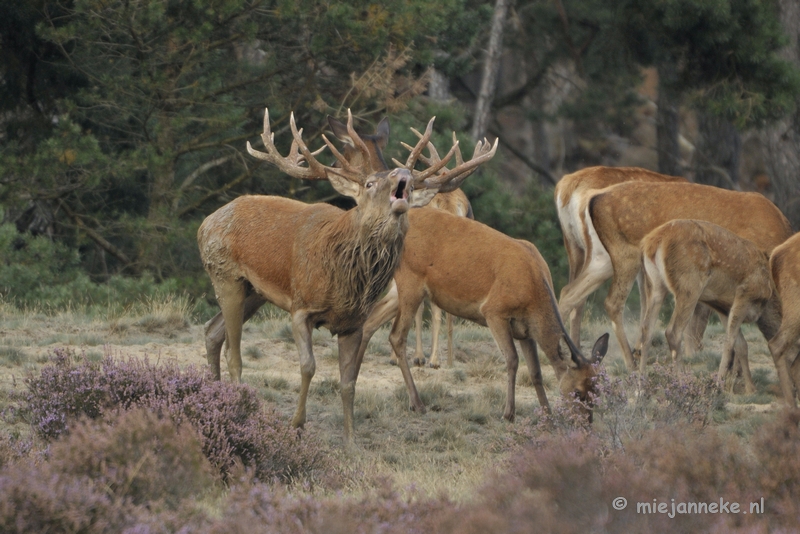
[0,299,785,501]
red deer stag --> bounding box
[358,208,609,422]
[637,220,782,393]
[557,181,792,372]
[555,166,686,342]
[767,232,800,406]
[198,109,497,445]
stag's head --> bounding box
[559,333,609,423]
[247,108,498,221]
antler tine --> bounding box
[414,140,459,181]
[320,133,354,170]
[345,109,374,172]
[246,108,330,180]
[404,117,435,170]
[424,137,498,192]
[288,112,328,176]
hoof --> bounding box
[412,357,425,367]
[427,361,440,369]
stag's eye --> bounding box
[366,181,375,189]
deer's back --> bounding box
[198,195,343,308]
[591,182,791,254]
[403,209,553,321]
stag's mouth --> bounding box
[390,175,410,213]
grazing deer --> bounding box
[767,232,800,406]
[358,208,609,421]
[637,220,782,393]
[557,180,792,372]
[198,109,497,445]
[555,166,687,342]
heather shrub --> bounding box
[48,409,216,509]
[212,478,455,534]
[0,409,213,533]
[520,363,724,453]
[21,349,332,484]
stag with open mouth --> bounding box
[197,109,496,445]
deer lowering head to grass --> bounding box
[767,232,800,406]
[637,220,782,394]
[358,207,609,422]
[197,109,497,445]
[557,180,792,373]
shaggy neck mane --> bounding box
[323,207,407,320]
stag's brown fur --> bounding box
[559,180,791,371]
[359,208,609,421]
[198,168,411,444]
[767,233,800,406]
[555,166,686,341]
[638,220,781,392]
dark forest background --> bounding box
[2,0,800,317]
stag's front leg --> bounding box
[338,328,365,447]
[485,315,520,421]
[290,311,315,429]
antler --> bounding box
[393,120,499,192]
[246,108,369,184]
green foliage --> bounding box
[619,0,800,126]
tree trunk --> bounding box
[656,65,683,177]
[471,0,510,142]
[694,112,741,189]
[761,0,800,230]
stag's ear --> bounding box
[408,187,439,208]
[326,170,363,201]
[590,333,610,363]
[374,117,390,148]
[327,116,354,147]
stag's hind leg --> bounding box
[211,278,248,381]
[290,310,316,429]
[204,293,267,380]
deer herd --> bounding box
[198,109,800,446]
